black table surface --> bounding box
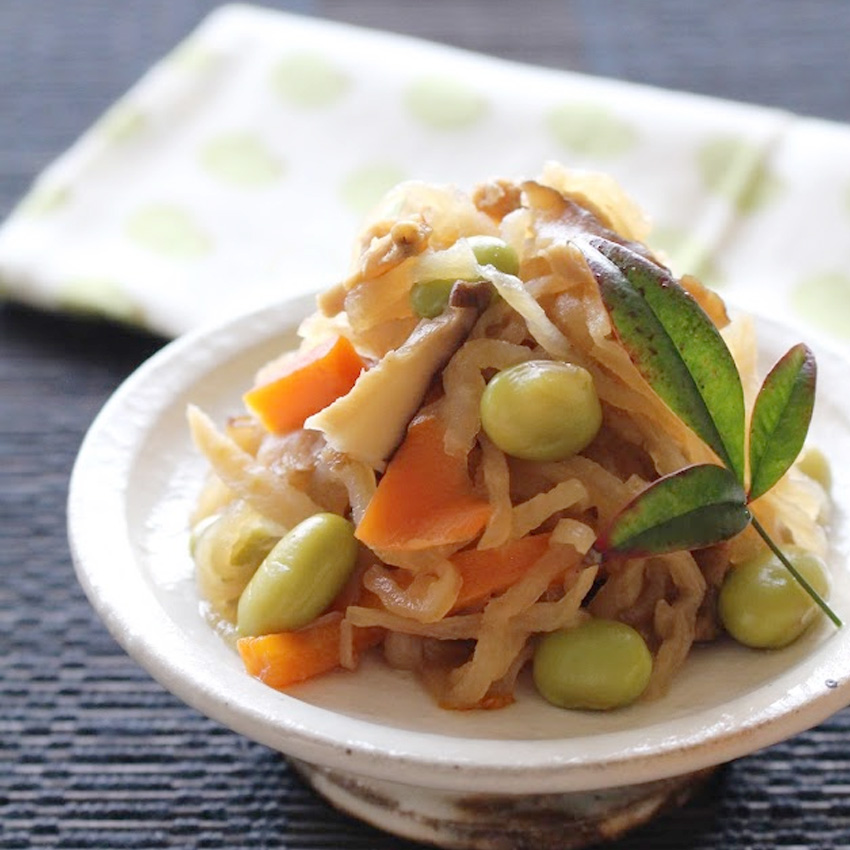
[3,2,850,848]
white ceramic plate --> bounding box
[68,295,850,806]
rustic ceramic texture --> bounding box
[68,296,850,846]
[293,759,718,849]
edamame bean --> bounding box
[480,360,603,461]
[410,237,516,318]
[467,235,520,276]
[236,512,359,636]
[719,547,830,649]
[410,278,456,319]
[533,619,653,710]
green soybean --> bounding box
[410,278,456,318]
[719,547,830,649]
[533,619,653,710]
[480,360,603,461]
[467,235,520,276]
[236,512,359,636]
[409,236,517,319]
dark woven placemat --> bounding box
[2,303,850,848]
[3,2,850,848]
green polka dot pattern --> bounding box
[169,42,220,74]
[697,136,782,213]
[271,52,349,108]
[97,106,147,145]
[405,76,488,130]
[18,185,71,217]
[200,134,284,186]
[57,278,145,323]
[0,5,847,346]
[126,205,212,258]
[648,226,723,288]
[547,103,637,157]
[791,273,850,339]
[340,163,408,214]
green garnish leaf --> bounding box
[599,464,750,558]
[577,235,839,627]
[748,343,817,501]
[579,237,746,482]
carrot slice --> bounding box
[450,533,553,612]
[355,415,493,551]
[237,613,382,690]
[243,335,364,434]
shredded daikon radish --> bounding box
[510,479,588,540]
[189,164,831,712]
[188,405,321,527]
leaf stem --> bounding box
[750,515,842,627]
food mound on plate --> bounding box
[188,163,832,712]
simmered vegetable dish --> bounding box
[189,164,833,711]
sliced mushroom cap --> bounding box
[305,281,490,470]
[522,181,657,264]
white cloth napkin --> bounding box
[1,3,848,347]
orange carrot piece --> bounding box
[355,415,492,551]
[243,335,364,434]
[450,533,553,612]
[237,613,382,690]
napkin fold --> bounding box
[1,3,848,345]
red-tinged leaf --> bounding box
[749,343,817,501]
[598,464,750,558]
[579,237,746,482]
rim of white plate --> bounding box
[68,295,850,795]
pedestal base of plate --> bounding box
[291,758,716,849]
